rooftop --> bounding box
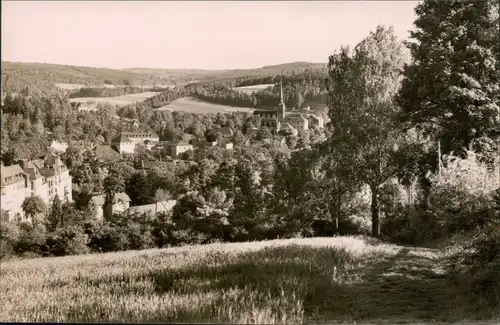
[1,164,26,187]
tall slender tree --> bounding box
[327,26,407,237]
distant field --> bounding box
[0,236,488,323]
[155,96,253,113]
[69,92,160,107]
[55,83,86,90]
[233,83,275,94]
[55,83,169,90]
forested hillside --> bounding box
[1,61,325,98]
[1,62,177,95]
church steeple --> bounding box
[277,76,286,120]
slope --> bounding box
[0,236,493,324]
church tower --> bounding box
[276,77,286,120]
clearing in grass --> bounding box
[0,236,496,324]
[233,84,275,95]
[155,96,253,114]
[69,91,161,107]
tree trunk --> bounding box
[371,186,380,238]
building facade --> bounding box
[170,142,194,159]
[111,132,160,154]
[1,152,73,222]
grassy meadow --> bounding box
[68,91,160,107]
[233,83,275,95]
[155,96,254,114]
[1,236,494,324]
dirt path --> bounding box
[306,246,491,324]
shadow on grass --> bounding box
[142,245,478,323]
[65,244,492,323]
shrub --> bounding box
[0,222,20,260]
[45,226,90,256]
[88,224,130,252]
[14,222,48,256]
[448,224,500,309]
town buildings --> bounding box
[90,192,131,220]
[110,131,159,154]
[1,152,72,222]
[253,79,325,133]
[170,141,194,159]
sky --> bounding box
[2,1,419,70]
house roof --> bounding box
[214,127,234,136]
[121,131,159,138]
[1,164,26,186]
[112,192,131,204]
[285,114,308,122]
[111,134,133,144]
[307,114,324,122]
[128,200,177,215]
[94,145,121,161]
[90,192,131,206]
[174,141,192,147]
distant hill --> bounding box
[123,61,326,84]
[1,61,326,96]
[1,61,177,95]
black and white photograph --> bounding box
[1,0,499,323]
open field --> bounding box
[55,83,86,90]
[1,236,495,324]
[56,83,132,90]
[56,83,174,90]
[155,96,253,114]
[69,91,161,107]
[233,83,275,94]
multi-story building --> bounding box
[111,131,160,154]
[307,114,325,129]
[1,164,31,222]
[284,114,309,131]
[1,152,73,222]
[111,134,136,154]
[170,141,194,159]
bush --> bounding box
[448,224,500,309]
[0,222,20,260]
[382,184,497,245]
[88,224,130,252]
[45,226,90,256]
[14,222,48,256]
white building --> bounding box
[170,141,194,159]
[1,164,31,222]
[111,132,160,155]
[1,152,73,222]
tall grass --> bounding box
[0,236,494,323]
[0,236,385,323]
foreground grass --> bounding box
[0,236,496,323]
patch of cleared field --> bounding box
[69,92,161,107]
[1,236,489,324]
[55,83,85,90]
[56,83,155,90]
[155,96,253,113]
[233,83,275,94]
